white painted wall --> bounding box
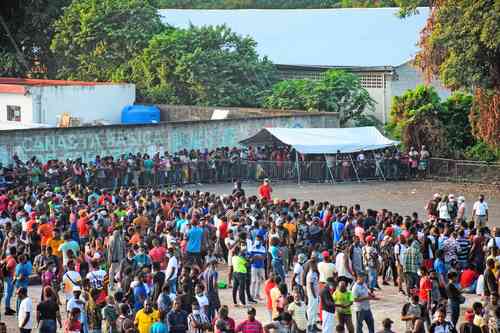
[391,62,450,101]
[28,84,135,126]
[0,93,33,123]
[364,87,386,123]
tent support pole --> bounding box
[324,154,336,184]
[349,155,361,183]
[376,160,386,181]
[296,151,301,185]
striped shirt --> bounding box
[235,319,264,333]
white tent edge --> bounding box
[240,126,400,154]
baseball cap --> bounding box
[322,250,329,259]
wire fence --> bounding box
[428,158,500,184]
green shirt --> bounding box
[232,255,247,273]
[333,289,353,315]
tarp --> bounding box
[239,127,399,154]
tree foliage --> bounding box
[386,85,497,160]
[131,24,276,106]
[157,0,400,9]
[50,0,164,81]
[0,0,71,77]
[398,0,500,148]
[263,70,375,126]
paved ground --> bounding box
[3,181,499,332]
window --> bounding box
[7,105,21,122]
[359,73,384,88]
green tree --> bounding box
[397,0,500,148]
[0,0,71,77]
[131,24,276,106]
[263,69,375,126]
[50,0,164,81]
[385,85,448,154]
[439,92,474,152]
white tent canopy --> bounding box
[240,127,399,154]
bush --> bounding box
[464,142,499,162]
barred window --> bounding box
[359,73,384,88]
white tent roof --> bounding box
[240,127,399,154]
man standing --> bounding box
[107,228,125,291]
[403,239,423,296]
[134,300,159,333]
[352,274,376,333]
[250,235,266,301]
[472,194,488,228]
[186,219,204,267]
[321,277,337,333]
[17,287,34,333]
[306,258,320,332]
[235,307,264,333]
[258,179,272,201]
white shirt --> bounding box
[293,262,304,285]
[317,262,336,283]
[86,269,106,290]
[195,294,209,317]
[18,297,34,329]
[335,252,353,279]
[62,270,82,300]
[165,255,178,281]
[473,201,488,216]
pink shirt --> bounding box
[149,246,166,264]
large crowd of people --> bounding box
[0,145,430,189]
[0,146,492,333]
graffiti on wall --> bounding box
[0,114,338,164]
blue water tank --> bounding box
[121,105,160,124]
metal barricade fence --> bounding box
[429,158,500,183]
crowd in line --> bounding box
[0,155,492,333]
[0,145,430,188]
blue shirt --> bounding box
[15,261,32,288]
[333,221,345,243]
[250,244,266,269]
[176,219,188,232]
[133,283,148,311]
[434,258,447,280]
[187,226,203,253]
[270,245,280,260]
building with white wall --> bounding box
[160,7,451,123]
[0,78,135,128]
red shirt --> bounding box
[219,222,229,240]
[264,280,277,310]
[460,269,477,288]
[258,184,272,201]
[5,255,16,277]
[77,217,90,237]
[419,276,432,302]
[149,246,166,263]
[235,319,263,333]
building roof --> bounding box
[159,7,430,67]
[0,78,124,95]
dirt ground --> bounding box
[3,180,499,332]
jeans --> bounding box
[449,301,460,327]
[367,267,377,290]
[232,272,246,305]
[355,309,374,333]
[271,259,285,282]
[405,272,419,296]
[4,276,13,309]
[39,319,57,333]
[168,278,177,295]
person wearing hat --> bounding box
[456,196,467,223]
[362,235,379,291]
[458,309,482,333]
[376,318,396,333]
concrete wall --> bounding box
[391,62,451,101]
[0,93,34,123]
[158,104,313,122]
[0,113,338,164]
[364,87,386,124]
[28,84,135,126]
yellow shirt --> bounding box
[134,309,159,333]
[283,222,297,243]
[48,238,65,257]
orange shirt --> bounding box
[129,233,141,245]
[38,223,54,246]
